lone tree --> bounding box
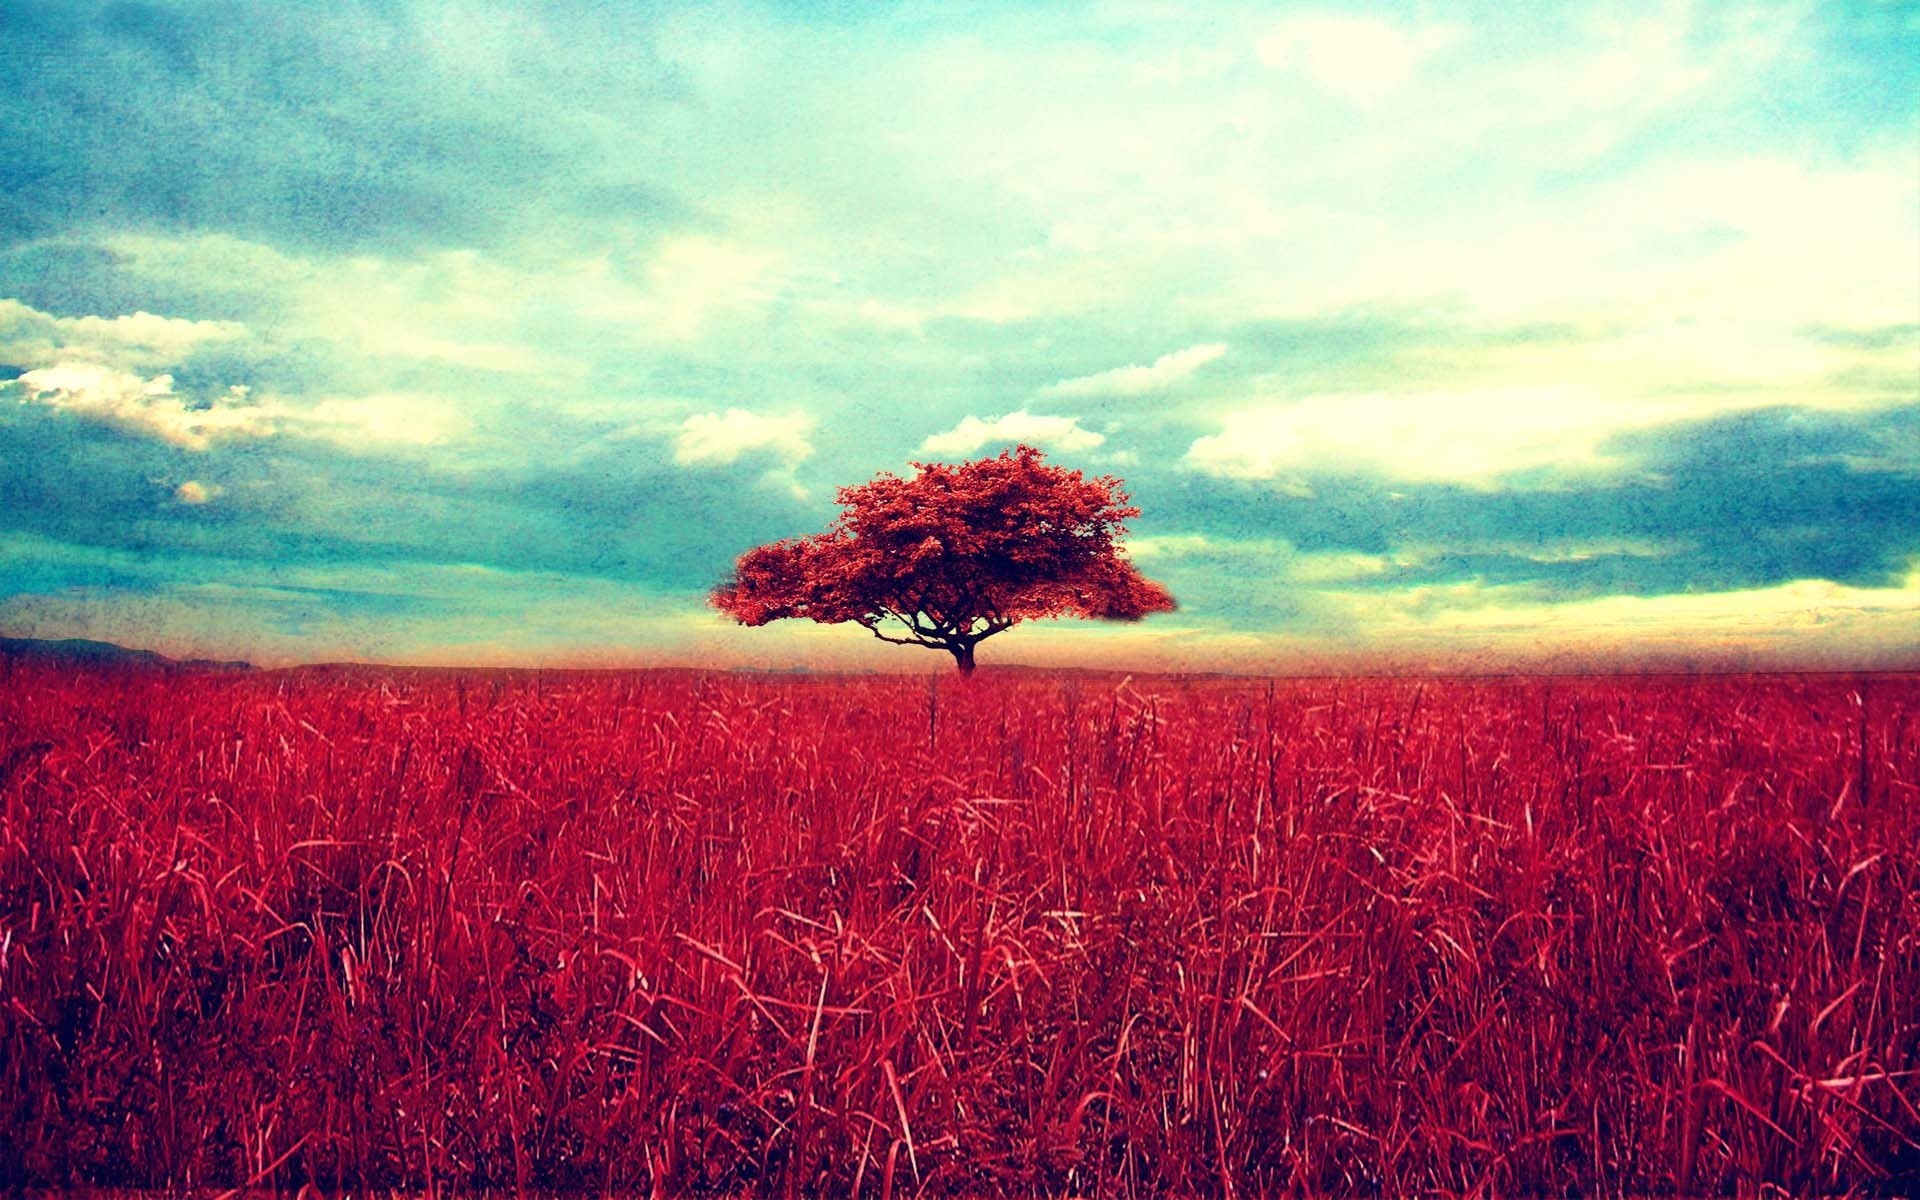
[712,445,1175,673]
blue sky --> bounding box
[2,0,1915,670]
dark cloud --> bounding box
[1801,323,1920,352]
[0,398,816,598]
[0,242,231,324]
[1136,405,1920,615]
[0,0,691,257]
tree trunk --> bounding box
[949,642,976,675]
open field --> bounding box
[1,660,1916,1196]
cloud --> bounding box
[1319,563,1920,670]
[11,360,463,453]
[1123,533,1403,583]
[0,540,729,668]
[673,408,815,467]
[917,411,1105,458]
[1043,344,1228,399]
[1123,534,1232,561]
[279,247,571,374]
[1254,14,1456,104]
[0,298,247,367]
[15,366,275,449]
[0,2,681,256]
[174,480,220,505]
[1498,536,1682,564]
[570,235,787,345]
[1182,388,1701,486]
[1286,550,1400,584]
[1364,151,1920,331]
[640,236,783,341]
[295,393,461,449]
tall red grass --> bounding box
[2,659,1915,1195]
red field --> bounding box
[1,660,1916,1196]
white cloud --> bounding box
[13,363,466,453]
[1505,537,1682,564]
[917,411,1105,458]
[1130,532,1682,583]
[1287,550,1399,584]
[1123,533,1222,561]
[0,298,246,368]
[1124,534,1406,583]
[1254,14,1456,105]
[302,250,564,374]
[16,366,275,449]
[1318,564,1920,670]
[1338,151,1920,336]
[944,268,1121,326]
[174,480,220,505]
[100,239,580,379]
[295,393,461,448]
[674,407,815,467]
[1183,388,1715,486]
[1043,344,1227,398]
[61,309,246,359]
[612,234,785,343]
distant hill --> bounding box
[0,637,252,671]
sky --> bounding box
[1,0,1916,672]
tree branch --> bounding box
[859,614,948,649]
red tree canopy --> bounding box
[712,445,1175,672]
